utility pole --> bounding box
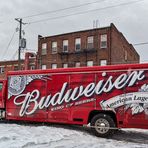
[15,18,26,70]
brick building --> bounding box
[0,52,37,79]
[38,23,139,69]
[0,60,24,79]
[0,23,140,79]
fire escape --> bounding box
[58,47,97,67]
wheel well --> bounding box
[88,110,117,125]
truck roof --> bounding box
[7,63,148,76]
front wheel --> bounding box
[90,114,115,137]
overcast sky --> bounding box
[0,0,148,62]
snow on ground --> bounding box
[0,123,148,148]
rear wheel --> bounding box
[90,114,115,137]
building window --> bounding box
[100,60,107,66]
[63,40,68,52]
[21,65,25,70]
[52,41,57,53]
[100,34,107,48]
[75,62,80,67]
[0,67,4,73]
[42,65,46,70]
[41,43,47,55]
[75,38,81,51]
[87,61,93,67]
[51,64,57,69]
[14,66,18,71]
[125,50,128,61]
[63,63,68,68]
[30,65,35,70]
[87,36,94,49]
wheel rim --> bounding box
[95,118,110,134]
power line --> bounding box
[11,50,18,60]
[133,42,148,46]
[28,0,144,24]
[23,0,106,19]
[2,26,18,59]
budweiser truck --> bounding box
[0,63,148,137]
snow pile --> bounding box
[0,123,147,148]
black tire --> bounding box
[90,114,115,137]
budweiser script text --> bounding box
[13,71,145,116]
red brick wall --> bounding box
[0,53,37,79]
[37,23,139,69]
[0,60,24,79]
[110,23,139,65]
[38,27,112,68]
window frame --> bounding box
[75,38,81,51]
[30,65,35,70]
[63,63,68,68]
[125,50,128,61]
[41,43,47,55]
[63,40,68,52]
[100,59,107,66]
[51,63,57,69]
[0,66,4,74]
[87,61,93,67]
[41,64,47,70]
[75,62,81,67]
[100,34,107,49]
[51,41,57,54]
[87,36,94,49]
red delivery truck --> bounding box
[0,63,148,137]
